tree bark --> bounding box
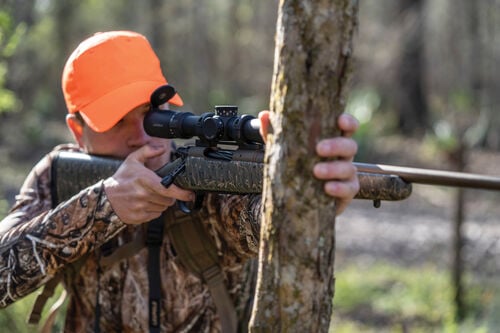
[249,0,358,332]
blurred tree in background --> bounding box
[0,0,499,331]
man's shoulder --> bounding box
[17,143,82,194]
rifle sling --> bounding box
[165,207,237,333]
[39,289,67,333]
[99,233,146,269]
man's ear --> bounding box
[66,114,84,147]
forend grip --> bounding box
[356,172,412,201]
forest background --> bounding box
[0,0,499,332]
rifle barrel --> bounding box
[354,162,500,191]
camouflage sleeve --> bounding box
[201,193,262,260]
[0,151,125,308]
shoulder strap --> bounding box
[27,273,63,325]
[165,207,237,333]
[39,289,67,333]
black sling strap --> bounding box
[146,214,166,333]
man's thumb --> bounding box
[130,145,166,164]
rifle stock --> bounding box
[51,152,122,207]
[51,150,413,206]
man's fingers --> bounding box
[129,144,166,164]
[313,161,357,180]
[316,137,358,160]
[324,179,360,215]
[337,113,359,138]
[147,181,195,203]
[105,159,194,225]
[323,178,360,198]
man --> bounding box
[0,31,359,332]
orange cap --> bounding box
[62,31,183,132]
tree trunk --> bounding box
[249,0,358,332]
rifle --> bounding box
[51,85,500,208]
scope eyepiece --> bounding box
[150,85,177,107]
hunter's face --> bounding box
[80,104,171,164]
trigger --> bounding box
[176,194,205,214]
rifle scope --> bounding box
[144,85,263,145]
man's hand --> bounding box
[103,145,195,224]
[258,111,359,216]
[313,114,359,215]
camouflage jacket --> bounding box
[0,144,261,332]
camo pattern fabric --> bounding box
[0,144,262,333]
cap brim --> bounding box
[80,81,183,132]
